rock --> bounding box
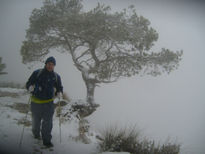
[71,102,100,118]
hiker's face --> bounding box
[45,62,55,72]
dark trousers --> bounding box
[30,101,54,143]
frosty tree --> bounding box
[21,0,183,105]
[0,57,7,75]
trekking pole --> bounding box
[58,98,62,143]
[19,94,31,148]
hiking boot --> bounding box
[43,141,54,147]
[33,135,41,140]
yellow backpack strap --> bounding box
[31,96,54,104]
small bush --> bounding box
[0,82,24,89]
[98,125,180,154]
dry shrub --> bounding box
[98,125,180,154]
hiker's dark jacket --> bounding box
[26,68,63,100]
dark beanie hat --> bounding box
[45,56,56,65]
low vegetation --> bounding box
[98,125,180,154]
[0,82,24,89]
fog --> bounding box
[0,0,205,153]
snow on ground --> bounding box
[0,87,102,154]
[0,87,26,94]
[101,153,130,154]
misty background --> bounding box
[0,0,205,153]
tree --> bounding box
[21,0,183,106]
[0,57,7,75]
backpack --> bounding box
[36,69,58,85]
[34,69,58,98]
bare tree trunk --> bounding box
[81,72,96,105]
[85,80,95,105]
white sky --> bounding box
[0,0,205,153]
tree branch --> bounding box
[76,49,90,61]
[89,43,101,67]
[62,34,86,72]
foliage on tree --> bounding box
[21,0,183,105]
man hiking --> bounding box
[26,56,63,147]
